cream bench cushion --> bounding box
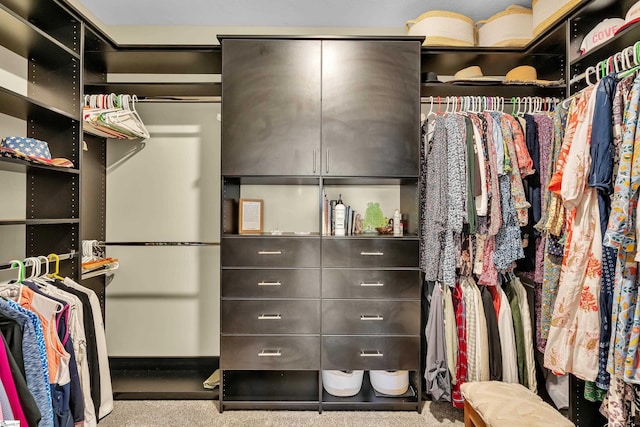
[461,381,574,427]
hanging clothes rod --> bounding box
[96,241,220,246]
[0,251,77,272]
[570,41,640,86]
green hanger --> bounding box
[10,259,25,283]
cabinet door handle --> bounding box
[360,282,384,287]
[325,149,329,173]
[258,251,282,255]
[258,314,282,320]
[258,281,282,286]
[313,150,317,173]
[360,315,384,321]
[360,251,384,256]
[258,349,282,357]
[360,350,384,357]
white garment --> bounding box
[64,278,114,419]
[496,287,519,383]
[512,277,538,393]
[442,285,458,384]
[41,283,97,427]
[471,278,490,381]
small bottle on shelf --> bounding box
[393,209,402,237]
[334,194,346,236]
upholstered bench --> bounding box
[461,381,574,427]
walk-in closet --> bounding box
[1,0,639,425]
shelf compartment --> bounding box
[420,83,566,98]
[0,86,79,121]
[420,47,564,81]
[321,370,419,411]
[84,48,221,74]
[222,370,319,404]
[569,22,640,69]
[0,3,79,60]
[84,82,221,99]
[28,170,79,219]
[26,222,79,258]
[109,357,219,400]
[0,157,79,174]
[1,0,81,54]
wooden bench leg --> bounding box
[464,400,487,427]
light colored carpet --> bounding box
[99,400,465,426]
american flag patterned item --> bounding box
[0,136,73,167]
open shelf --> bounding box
[0,157,79,174]
[110,357,219,400]
[321,371,419,411]
[85,82,221,98]
[0,86,79,121]
[84,48,221,74]
[420,83,566,98]
[0,3,79,61]
[221,370,319,408]
[0,218,79,225]
[1,0,81,54]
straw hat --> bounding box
[504,65,563,86]
[451,66,501,84]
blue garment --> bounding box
[0,298,54,427]
[0,377,15,422]
[589,74,619,232]
[524,114,541,224]
[51,383,73,427]
[598,245,618,390]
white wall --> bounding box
[0,45,28,281]
[105,102,221,356]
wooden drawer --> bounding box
[222,237,321,267]
[322,300,419,335]
[222,269,321,299]
[221,336,320,370]
[322,336,419,370]
[322,239,418,268]
[322,269,420,299]
[222,300,320,334]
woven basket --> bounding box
[476,5,533,47]
[532,0,583,36]
[406,10,475,47]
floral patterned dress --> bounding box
[544,85,603,381]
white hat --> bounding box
[616,1,640,35]
[580,18,625,55]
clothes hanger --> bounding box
[10,260,25,284]
[47,253,64,281]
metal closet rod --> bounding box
[96,241,220,246]
[0,251,77,272]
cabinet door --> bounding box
[321,40,420,177]
[222,39,321,175]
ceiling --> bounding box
[76,0,532,28]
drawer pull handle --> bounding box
[360,282,384,287]
[360,251,384,256]
[258,251,283,255]
[258,314,282,320]
[258,281,282,286]
[258,349,282,357]
[360,315,384,321]
[360,350,384,357]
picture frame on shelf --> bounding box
[239,198,263,234]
